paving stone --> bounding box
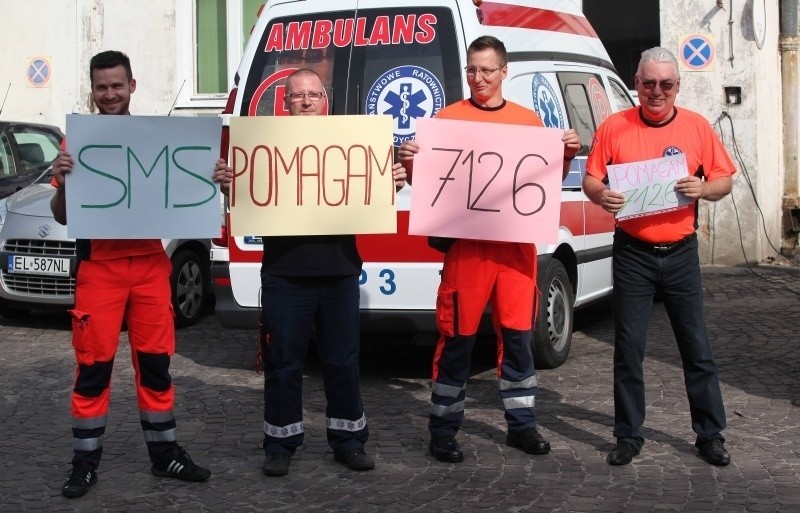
[0,265,798,511]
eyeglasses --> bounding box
[639,79,677,91]
[464,66,503,78]
[285,92,325,102]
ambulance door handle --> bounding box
[355,84,361,114]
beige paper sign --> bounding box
[229,115,396,236]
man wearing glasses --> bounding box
[213,69,407,476]
[399,36,580,463]
[583,47,734,467]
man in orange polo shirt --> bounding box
[584,47,734,467]
[400,35,580,463]
[51,50,210,498]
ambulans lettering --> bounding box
[366,65,445,147]
[230,143,394,208]
[431,148,547,216]
[532,73,565,129]
[264,14,436,52]
[77,144,216,209]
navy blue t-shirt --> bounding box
[261,235,362,277]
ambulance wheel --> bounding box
[533,259,574,369]
[170,249,207,328]
[0,300,31,319]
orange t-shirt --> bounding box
[436,98,544,127]
[53,139,164,261]
[585,107,736,243]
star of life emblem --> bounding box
[365,65,445,147]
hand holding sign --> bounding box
[607,153,693,220]
[408,117,563,244]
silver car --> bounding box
[0,171,212,327]
[0,120,63,200]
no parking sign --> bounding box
[679,35,716,72]
[27,57,51,87]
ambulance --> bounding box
[211,0,634,368]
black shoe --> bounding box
[262,453,290,476]
[429,435,464,463]
[62,462,97,498]
[151,447,211,482]
[607,441,640,465]
[697,439,730,466]
[506,428,551,455]
[334,448,375,471]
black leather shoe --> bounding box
[697,439,730,466]
[506,428,551,455]
[429,435,464,463]
[262,453,290,476]
[334,448,375,471]
[607,441,640,465]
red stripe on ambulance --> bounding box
[229,200,615,264]
[478,2,599,38]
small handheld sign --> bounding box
[607,153,692,221]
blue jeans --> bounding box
[612,231,726,450]
[260,273,368,456]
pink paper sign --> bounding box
[409,117,563,244]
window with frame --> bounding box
[191,0,264,98]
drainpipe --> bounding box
[781,0,800,253]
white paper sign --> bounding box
[65,115,221,238]
[607,153,692,220]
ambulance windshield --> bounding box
[241,7,463,146]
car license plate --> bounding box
[8,255,70,277]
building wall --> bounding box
[0,0,788,265]
[660,1,784,265]
[0,0,179,128]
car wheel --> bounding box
[533,259,574,369]
[170,249,206,328]
[0,300,32,319]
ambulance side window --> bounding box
[558,72,614,155]
[608,78,636,110]
[563,84,594,155]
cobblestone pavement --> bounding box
[1,265,798,512]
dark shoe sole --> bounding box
[262,454,290,476]
[429,443,464,463]
[333,453,375,471]
[62,485,95,499]
[151,467,211,481]
[607,444,640,465]
[506,438,551,455]
[697,451,730,466]
[262,467,289,476]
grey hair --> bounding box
[636,47,680,79]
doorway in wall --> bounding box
[584,0,660,88]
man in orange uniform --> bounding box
[51,50,210,498]
[400,36,580,463]
[584,47,734,467]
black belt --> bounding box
[615,229,696,256]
